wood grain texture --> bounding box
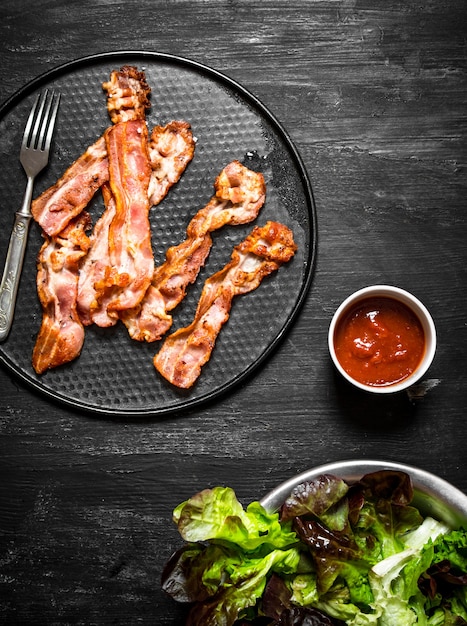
[0,0,466,623]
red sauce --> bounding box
[333,296,426,387]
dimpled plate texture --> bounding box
[0,51,316,416]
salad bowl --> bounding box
[163,458,467,624]
[260,459,467,528]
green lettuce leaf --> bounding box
[366,517,453,626]
[174,486,297,550]
[431,527,467,572]
[419,527,467,624]
[184,547,302,626]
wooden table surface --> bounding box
[1,0,466,623]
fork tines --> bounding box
[23,89,61,153]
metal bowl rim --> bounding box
[260,459,467,527]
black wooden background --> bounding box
[0,1,466,623]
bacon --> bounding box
[121,234,213,341]
[76,183,116,325]
[120,161,266,342]
[31,136,108,237]
[32,212,91,374]
[148,121,196,206]
[102,65,151,124]
[31,118,195,241]
[31,65,151,237]
[85,119,153,325]
[153,221,297,388]
[77,121,196,326]
[31,67,196,371]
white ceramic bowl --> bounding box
[328,285,437,394]
[260,459,467,528]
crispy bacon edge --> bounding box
[102,65,151,124]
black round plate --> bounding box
[0,51,317,416]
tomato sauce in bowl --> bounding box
[328,286,436,393]
[333,296,425,387]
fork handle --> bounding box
[0,212,32,341]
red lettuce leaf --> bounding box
[357,470,413,506]
[161,543,212,603]
[261,573,292,620]
[275,606,347,625]
[280,475,349,523]
[420,559,467,599]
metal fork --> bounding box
[0,89,60,341]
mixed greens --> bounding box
[161,471,467,625]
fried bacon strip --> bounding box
[31,136,108,237]
[148,121,195,206]
[153,221,297,388]
[32,212,91,374]
[86,119,153,326]
[102,65,151,124]
[77,121,195,326]
[120,160,266,342]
